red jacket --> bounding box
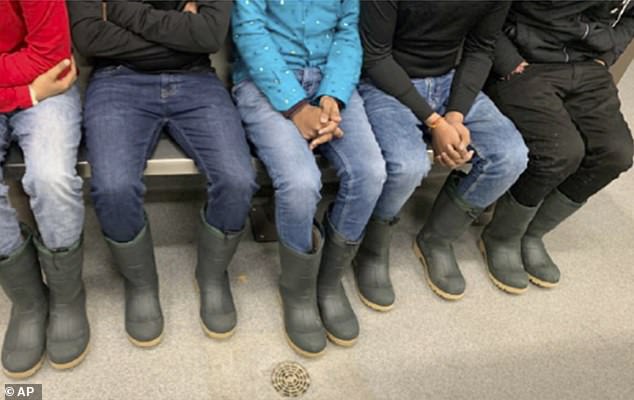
[0,0,72,113]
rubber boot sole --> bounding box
[49,342,90,370]
[3,355,45,379]
[478,241,528,295]
[128,333,163,349]
[413,240,464,301]
[527,273,559,289]
[351,261,395,312]
[194,280,236,340]
[325,330,357,348]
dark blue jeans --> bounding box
[84,66,258,242]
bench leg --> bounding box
[249,197,278,243]
[8,179,35,229]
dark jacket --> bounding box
[494,0,634,76]
[67,0,232,72]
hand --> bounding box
[318,96,343,136]
[29,58,77,102]
[503,61,529,80]
[183,2,198,13]
[444,111,473,163]
[291,104,323,141]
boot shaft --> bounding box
[483,192,540,241]
[0,235,47,312]
[318,217,360,289]
[106,223,159,289]
[526,189,583,239]
[420,174,484,243]
[35,236,84,305]
[279,223,324,298]
[356,217,394,262]
[196,209,244,283]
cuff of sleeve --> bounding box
[315,83,353,108]
[16,85,35,109]
[399,86,434,122]
[493,52,525,77]
[446,96,472,118]
[282,99,309,119]
[597,51,617,66]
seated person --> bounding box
[1,0,88,378]
[359,0,528,301]
[67,0,258,347]
[483,0,634,290]
[232,0,387,357]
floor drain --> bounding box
[271,361,310,397]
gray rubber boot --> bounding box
[523,189,583,288]
[480,192,538,294]
[106,223,164,348]
[317,216,360,347]
[36,236,90,370]
[279,224,327,358]
[414,175,484,300]
[0,232,47,379]
[353,217,396,312]
[195,209,244,339]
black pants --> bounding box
[486,61,633,206]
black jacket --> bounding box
[494,0,634,76]
[67,0,232,72]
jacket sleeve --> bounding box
[0,0,72,87]
[232,0,307,112]
[0,87,33,114]
[314,0,361,106]
[598,8,634,66]
[491,32,526,77]
[67,0,187,67]
[104,0,232,54]
[447,1,511,116]
[360,0,434,122]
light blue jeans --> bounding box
[233,68,387,253]
[0,86,84,256]
[359,71,528,219]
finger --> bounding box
[435,155,448,168]
[333,127,344,138]
[309,133,334,150]
[57,60,78,88]
[462,150,475,163]
[320,104,331,124]
[318,120,338,135]
[47,59,72,78]
[328,103,341,123]
[440,153,458,169]
[444,143,462,162]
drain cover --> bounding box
[271,361,310,397]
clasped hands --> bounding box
[426,111,474,169]
[292,96,344,150]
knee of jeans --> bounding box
[22,163,82,201]
[91,173,141,208]
[213,169,258,199]
[386,155,430,191]
[344,157,387,200]
[276,170,322,216]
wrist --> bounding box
[284,99,310,120]
[28,85,39,106]
[444,111,464,125]
[425,113,443,129]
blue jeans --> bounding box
[233,68,387,253]
[0,86,84,255]
[359,71,528,219]
[84,66,258,243]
